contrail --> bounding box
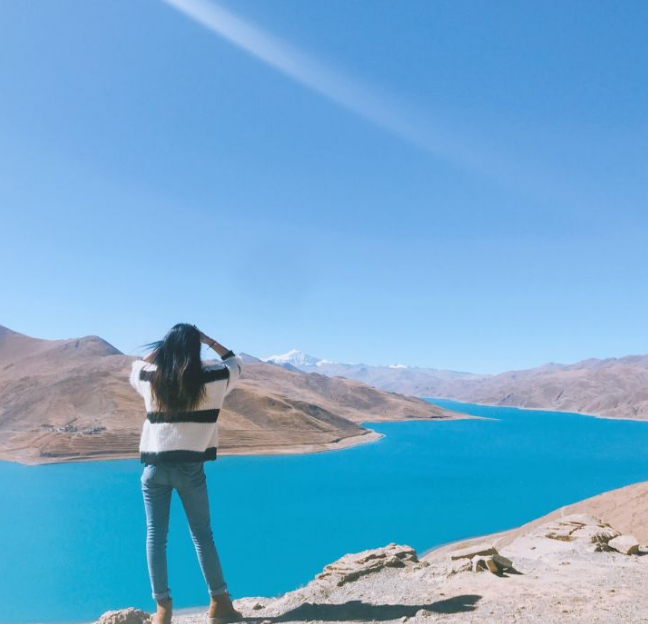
[158,0,479,168]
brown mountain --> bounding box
[431,355,648,420]
[0,325,463,465]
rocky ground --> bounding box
[97,482,648,624]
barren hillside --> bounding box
[0,325,464,465]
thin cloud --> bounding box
[158,0,477,167]
[158,0,577,205]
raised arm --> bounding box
[196,328,243,393]
[196,328,231,359]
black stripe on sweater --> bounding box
[146,409,220,424]
[140,447,217,465]
[139,367,230,383]
[203,367,230,383]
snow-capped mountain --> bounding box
[261,349,481,396]
[262,349,325,368]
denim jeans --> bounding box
[140,460,228,601]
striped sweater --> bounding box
[129,351,244,464]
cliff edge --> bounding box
[97,480,648,624]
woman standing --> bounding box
[129,323,245,624]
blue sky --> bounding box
[1,0,646,374]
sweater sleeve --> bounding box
[221,352,244,395]
[129,359,146,396]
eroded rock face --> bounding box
[533,513,620,550]
[96,607,150,624]
[314,542,420,586]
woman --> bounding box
[129,323,245,624]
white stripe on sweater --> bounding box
[129,354,243,459]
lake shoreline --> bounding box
[0,428,385,467]
[0,412,479,467]
[425,396,648,422]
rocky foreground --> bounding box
[98,481,648,624]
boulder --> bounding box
[571,523,620,545]
[472,555,499,573]
[449,543,498,561]
[96,608,150,624]
[608,535,640,555]
[466,552,515,574]
[315,543,419,586]
[492,554,514,571]
[536,514,620,546]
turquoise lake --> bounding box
[2,399,648,624]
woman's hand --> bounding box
[195,326,224,351]
[194,325,212,345]
[194,326,230,358]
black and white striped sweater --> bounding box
[129,351,243,465]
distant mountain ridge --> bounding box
[263,349,648,420]
[262,349,480,392]
[434,354,648,419]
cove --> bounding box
[2,400,648,624]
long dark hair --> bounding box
[141,323,206,413]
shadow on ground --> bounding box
[245,594,482,621]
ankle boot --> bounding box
[151,597,172,624]
[206,592,242,624]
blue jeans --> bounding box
[140,461,228,601]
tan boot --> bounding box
[205,592,243,624]
[151,597,172,624]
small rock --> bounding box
[608,535,640,555]
[492,554,514,571]
[416,609,432,618]
[96,608,150,624]
[251,603,265,610]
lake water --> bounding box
[2,399,648,624]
